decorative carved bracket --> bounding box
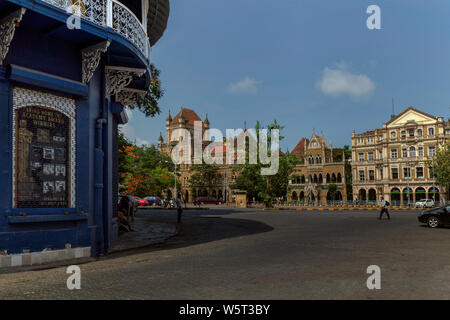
[82,41,110,84]
[0,8,26,65]
[115,88,147,106]
[105,66,146,97]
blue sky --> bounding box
[122,0,450,150]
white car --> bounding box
[415,199,435,208]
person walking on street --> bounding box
[176,196,183,224]
[379,197,390,220]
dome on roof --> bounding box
[147,0,170,46]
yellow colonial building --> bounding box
[351,107,449,204]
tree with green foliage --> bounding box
[118,131,178,197]
[128,64,164,117]
[327,184,338,200]
[231,120,297,207]
[188,162,220,197]
[426,143,450,202]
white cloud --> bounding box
[318,65,375,99]
[228,76,260,94]
[120,108,150,146]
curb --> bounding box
[138,207,210,211]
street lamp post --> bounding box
[224,162,228,205]
[174,162,177,199]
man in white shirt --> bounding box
[379,197,390,220]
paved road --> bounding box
[1,208,449,299]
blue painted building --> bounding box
[0,0,169,266]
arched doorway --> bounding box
[403,187,413,204]
[368,189,376,201]
[429,187,440,202]
[359,189,367,201]
[327,190,342,201]
[292,191,298,200]
[326,191,333,201]
[299,191,305,201]
[391,188,401,204]
[415,187,426,201]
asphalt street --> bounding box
[0,208,449,299]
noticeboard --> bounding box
[15,106,70,208]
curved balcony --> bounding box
[41,0,150,60]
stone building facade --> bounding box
[158,108,237,203]
[288,133,349,204]
[351,107,449,204]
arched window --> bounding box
[337,173,342,183]
[331,173,336,182]
[409,147,416,157]
[417,129,422,137]
[319,174,323,183]
[428,128,434,136]
[313,174,318,183]
[326,173,330,183]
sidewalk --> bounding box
[110,212,178,253]
[0,212,178,273]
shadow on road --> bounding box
[108,209,274,259]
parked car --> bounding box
[194,197,222,205]
[144,196,162,206]
[418,205,450,228]
[132,196,148,206]
[415,199,435,208]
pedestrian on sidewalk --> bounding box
[379,197,390,220]
[176,196,183,224]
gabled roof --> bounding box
[171,108,202,126]
[308,133,328,149]
[291,138,308,159]
[385,107,437,125]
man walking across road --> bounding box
[379,197,390,220]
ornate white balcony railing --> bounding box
[41,0,150,60]
[109,0,149,59]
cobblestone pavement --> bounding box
[0,209,449,299]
